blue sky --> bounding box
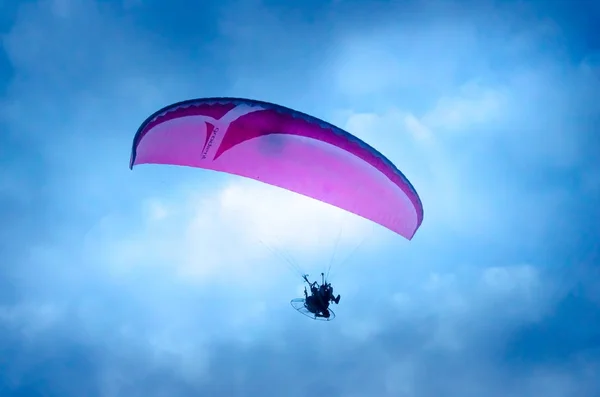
[1,0,599,396]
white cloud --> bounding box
[333,40,407,96]
[219,181,373,252]
[479,264,551,321]
[423,82,507,132]
[84,178,377,287]
[481,265,540,295]
[384,262,555,356]
[0,302,64,339]
[581,165,600,194]
[145,330,212,382]
[331,22,481,98]
[49,0,74,18]
[339,315,383,342]
[384,361,416,397]
[0,166,33,206]
[523,369,580,397]
[422,264,550,322]
[341,107,496,238]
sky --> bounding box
[1,0,599,396]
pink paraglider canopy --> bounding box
[130,98,424,239]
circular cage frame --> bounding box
[290,298,336,321]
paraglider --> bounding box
[130,97,424,321]
[298,273,340,320]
